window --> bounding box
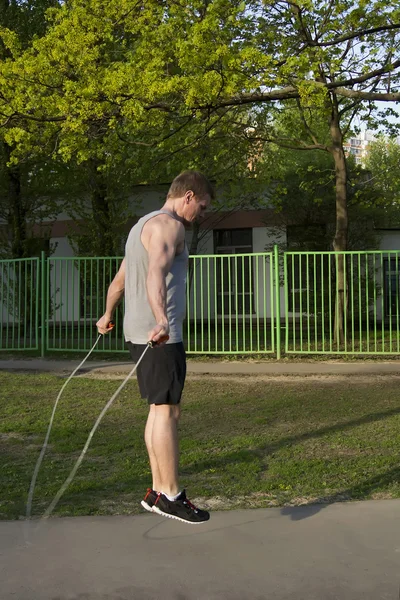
[286,224,328,313]
[384,258,400,319]
[214,228,254,315]
[214,228,253,253]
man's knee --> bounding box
[153,403,180,421]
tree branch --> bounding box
[0,112,66,125]
[208,87,301,108]
[316,23,400,47]
[295,98,320,146]
[118,95,175,112]
[247,134,330,152]
[335,87,400,101]
[151,109,230,166]
[205,59,400,111]
[330,59,400,88]
[289,2,314,45]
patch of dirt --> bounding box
[71,372,400,385]
[194,492,280,511]
[194,490,360,510]
[0,432,25,441]
[285,493,352,505]
[370,491,396,500]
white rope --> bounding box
[41,343,151,519]
[26,335,102,518]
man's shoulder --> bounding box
[145,212,184,236]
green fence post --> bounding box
[41,251,46,358]
[274,245,281,359]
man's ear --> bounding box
[186,191,194,203]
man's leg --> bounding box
[144,404,162,491]
[151,402,210,523]
[139,342,208,522]
[149,404,180,497]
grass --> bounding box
[3,322,400,359]
[1,371,400,520]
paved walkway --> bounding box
[1,500,399,600]
[1,357,400,376]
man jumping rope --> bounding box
[96,170,214,524]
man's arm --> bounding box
[145,218,183,344]
[96,258,126,334]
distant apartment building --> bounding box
[343,131,376,165]
[344,130,400,165]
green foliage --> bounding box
[0,1,62,258]
[365,138,400,210]
[265,145,382,250]
[0,0,399,259]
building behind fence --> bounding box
[1,248,400,357]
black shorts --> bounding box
[127,341,186,405]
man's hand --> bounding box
[96,314,114,335]
[96,259,125,335]
[148,322,170,346]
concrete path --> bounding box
[1,500,399,600]
[1,357,400,376]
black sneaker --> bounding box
[153,490,210,524]
[141,488,158,512]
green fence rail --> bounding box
[1,249,400,356]
[43,253,276,354]
[284,250,400,355]
[186,252,275,354]
[46,256,126,353]
[0,257,40,350]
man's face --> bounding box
[183,191,211,225]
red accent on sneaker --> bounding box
[154,492,162,505]
[183,498,198,511]
[144,488,153,501]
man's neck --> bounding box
[161,202,184,223]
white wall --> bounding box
[377,230,400,251]
[130,186,168,214]
[186,226,286,321]
[253,226,286,253]
[52,237,75,257]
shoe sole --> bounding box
[141,500,155,513]
[152,505,209,524]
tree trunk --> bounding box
[89,160,115,257]
[4,142,27,258]
[329,109,348,346]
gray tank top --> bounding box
[123,210,189,344]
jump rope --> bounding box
[26,324,169,520]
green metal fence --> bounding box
[186,252,276,354]
[1,249,400,356]
[46,256,126,353]
[44,252,276,354]
[0,257,40,350]
[283,250,400,355]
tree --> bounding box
[365,137,400,211]
[2,0,400,341]
[261,123,384,251]
[263,140,386,339]
[144,0,400,343]
[0,2,265,255]
[0,0,61,258]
